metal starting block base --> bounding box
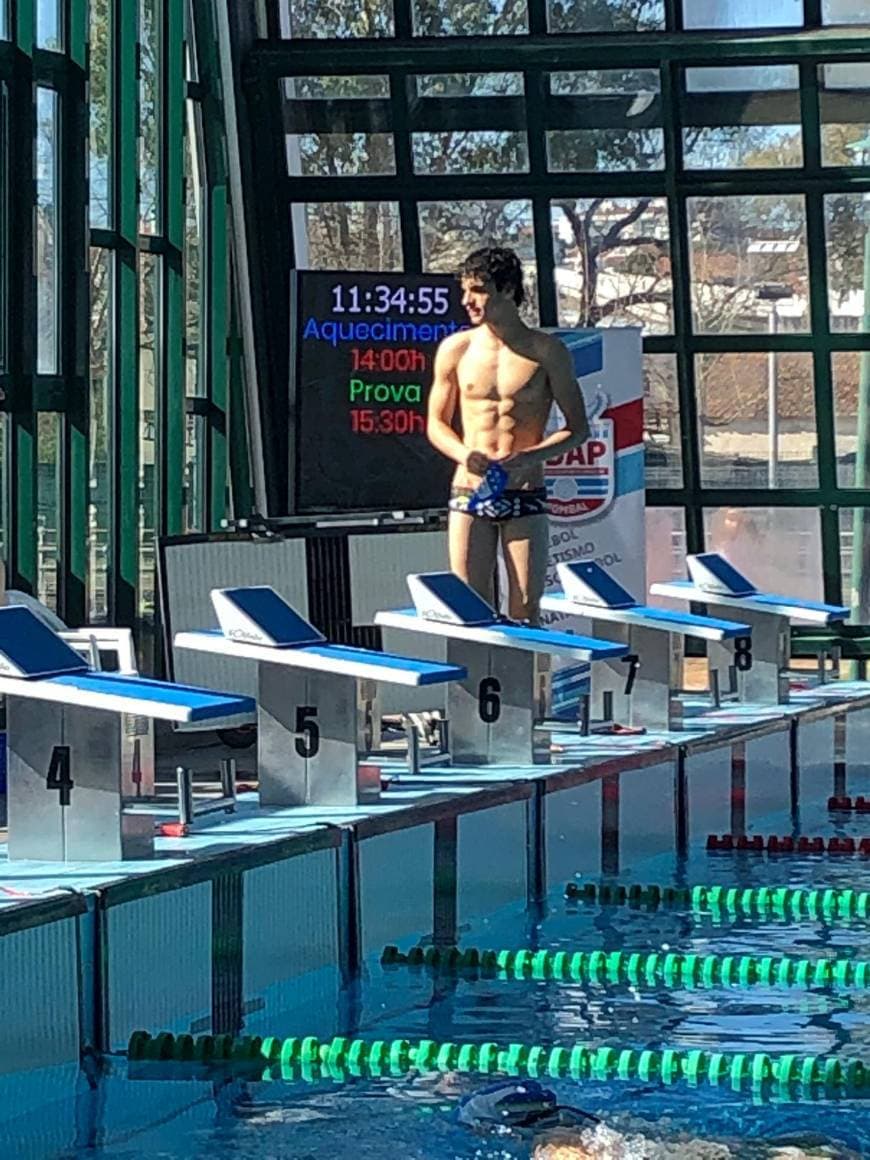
[175,585,465,807]
[0,607,254,862]
[543,561,751,732]
[652,552,849,707]
[375,571,629,765]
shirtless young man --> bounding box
[427,246,590,624]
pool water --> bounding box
[48,798,870,1160]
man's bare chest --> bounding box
[457,347,548,404]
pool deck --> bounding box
[1,676,868,930]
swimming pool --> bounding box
[7,790,870,1157]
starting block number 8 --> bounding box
[734,636,753,673]
[478,677,501,724]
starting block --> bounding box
[174,586,466,806]
[375,572,629,764]
[0,607,254,862]
[650,553,849,704]
[541,561,752,731]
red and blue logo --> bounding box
[545,421,615,522]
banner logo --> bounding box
[545,417,615,523]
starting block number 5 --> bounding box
[294,706,320,758]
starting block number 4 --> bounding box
[46,744,73,806]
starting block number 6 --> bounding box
[478,677,501,724]
[294,706,320,758]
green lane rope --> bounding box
[380,944,869,990]
[126,1030,868,1095]
[565,881,870,923]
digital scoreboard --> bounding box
[290,270,468,514]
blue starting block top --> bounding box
[687,553,757,598]
[175,585,467,688]
[0,606,88,678]
[212,586,326,648]
[375,572,629,661]
[0,607,254,722]
[540,561,751,643]
[651,553,849,625]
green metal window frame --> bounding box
[242,5,870,605]
[0,0,240,664]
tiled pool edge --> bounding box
[0,683,868,1068]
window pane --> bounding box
[549,0,664,32]
[0,415,8,564]
[414,73,523,97]
[646,507,687,609]
[696,352,817,489]
[0,2,8,39]
[419,198,538,322]
[279,0,394,37]
[681,0,802,28]
[644,353,682,487]
[824,0,870,23]
[0,83,7,372]
[286,76,390,99]
[185,104,203,396]
[547,70,664,173]
[139,254,159,657]
[704,507,822,600]
[89,0,112,229]
[287,133,396,177]
[687,195,809,334]
[833,351,870,486]
[184,413,206,533]
[682,66,802,170]
[825,193,870,333]
[413,0,528,36]
[89,248,112,623]
[551,198,672,333]
[140,0,160,235]
[36,0,62,50]
[37,413,61,611]
[840,507,870,620]
[412,131,528,175]
[820,64,870,167]
[293,202,403,270]
[35,87,59,375]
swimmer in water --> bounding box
[427,246,590,624]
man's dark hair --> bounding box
[459,246,525,306]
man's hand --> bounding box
[494,449,535,482]
[465,449,491,476]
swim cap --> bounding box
[457,1080,599,1134]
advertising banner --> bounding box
[542,328,645,716]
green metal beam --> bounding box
[59,0,89,625]
[9,0,36,593]
[251,27,870,75]
[110,0,139,626]
[159,0,185,538]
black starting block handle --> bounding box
[622,654,640,696]
[46,745,73,807]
